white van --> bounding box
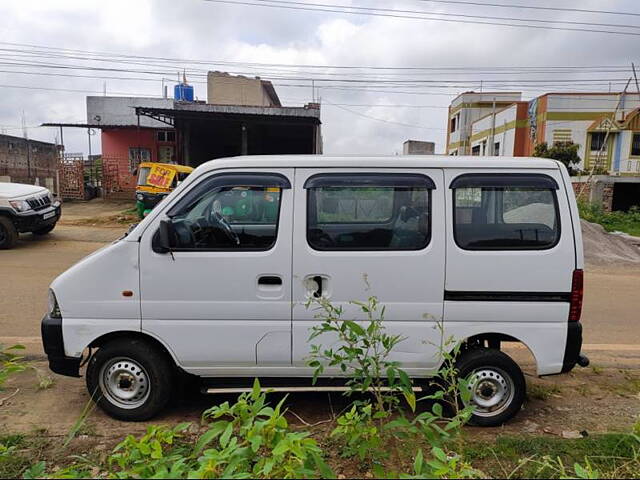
[41,156,587,426]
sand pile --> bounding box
[582,220,640,268]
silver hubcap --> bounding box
[465,368,514,417]
[99,357,150,409]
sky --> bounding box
[0,0,638,156]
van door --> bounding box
[138,169,293,375]
[291,168,446,374]
[443,169,575,375]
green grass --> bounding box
[0,434,31,479]
[527,383,562,401]
[463,434,640,478]
[578,202,640,236]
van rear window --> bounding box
[453,181,560,250]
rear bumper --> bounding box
[561,321,583,373]
[41,314,81,377]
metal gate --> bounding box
[57,154,84,200]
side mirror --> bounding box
[155,219,173,253]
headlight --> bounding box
[48,289,61,318]
[9,199,31,212]
[136,193,144,201]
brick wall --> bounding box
[0,134,58,188]
[572,180,614,212]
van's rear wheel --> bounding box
[456,349,525,427]
[86,338,174,421]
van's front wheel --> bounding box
[86,338,174,421]
[456,349,525,427]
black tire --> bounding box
[86,338,175,421]
[456,348,526,427]
[33,224,56,235]
[0,216,18,249]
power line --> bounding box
[202,0,640,36]
[241,0,640,30]
[406,0,640,18]
[324,101,446,129]
[0,41,635,73]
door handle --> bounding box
[258,276,282,286]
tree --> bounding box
[533,141,581,175]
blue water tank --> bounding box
[174,83,194,102]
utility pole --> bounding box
[632,63,640,103]
[489,98,496,156]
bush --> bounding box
[578,201,640,236]
[28,379,333,479]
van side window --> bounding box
[452,174,560,250]
[166,174,287,251]
[306,174,433,251]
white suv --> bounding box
[0,182,62,249]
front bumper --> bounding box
[14,205,61,233]
[137,191,166,211]
[41,314,81,377]
[561,321,584,373]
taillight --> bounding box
[569,269,583,322]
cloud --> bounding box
[0,0,637,155]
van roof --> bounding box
[194,155,561,172]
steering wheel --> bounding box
[212,211,240,245]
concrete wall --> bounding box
[403,140,434,155]
[207,72,276,107]
[87,96,174,128]
[447,92,522,154]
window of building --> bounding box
[164,174,289,251]
[494,142,500,156]
[306,174,433,251]
[129,147,151,172]
[450,115,457,133]
[157,130,176,143]
[471,145,481,156]
[7,142,15,151]
[590,132,607,152]
[631,132,640,157]
[452,174,560,250]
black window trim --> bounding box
[306,173,434,252]
[449,173,559,190]
[451,174,562,252]
[160,171,290,253]
[304,172,436,190]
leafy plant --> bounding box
[0,344,27,391]
[306,295,416,415]
[32,379,333,479]
[307,294,474,468]
[199,379,332,479]
[330,403,384,461]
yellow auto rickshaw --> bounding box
[135,162,194,219]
